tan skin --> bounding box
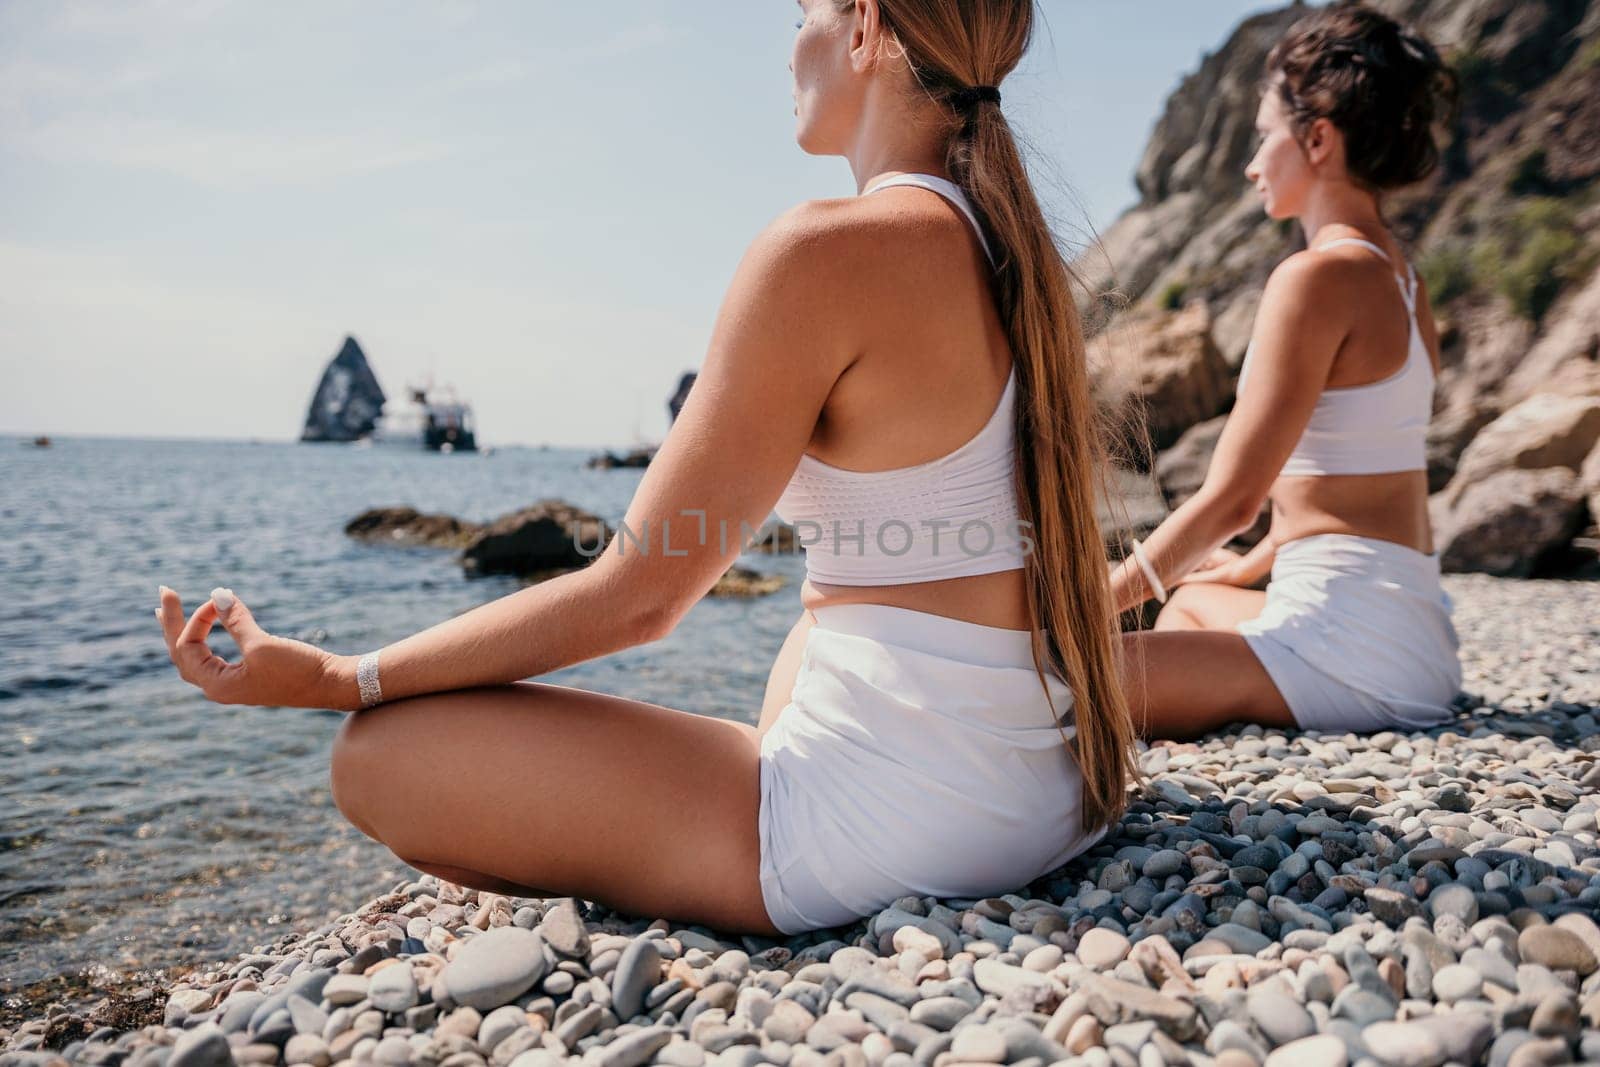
[155,0,1033,938]
[1110,85,1446,741]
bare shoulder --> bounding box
[1259,249,1357,327]
[1246,250,1352,375]
[713,201,874,324]
[798,187,977,259]
[746,196,888,268]
[1264,248,1350,295]
[740,193,965,315]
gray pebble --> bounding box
[1248,987,1315,1045]
[168,1026,233,1067]
[610,937,663,1021]
[367,963,418,1013]
[440,927,551,1012]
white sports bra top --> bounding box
[771,173,1028,586]
[1237,237,1434,477]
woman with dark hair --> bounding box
[156,0,1137,937]
[1110,2,1464,740]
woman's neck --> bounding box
[849,154,953,195]
[842,89,952,194]
[1298,181,1387,249]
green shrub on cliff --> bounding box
[1419,245,1476,307]
[1472,198,1595,324]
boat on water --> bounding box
[367,380,479,453]
[301,336,480,453]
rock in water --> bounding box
[586,447,656,470]
[301,335,387,443]
[460,499,613,577]
[709,565,785,598]
[345,507,483,549]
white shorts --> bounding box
[757,602,1106,935]
[1237,533,1462,733]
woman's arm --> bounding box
[1110,252,1348,616]
[317,204,862,711]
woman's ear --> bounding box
[849,0,882,75]
[1305,116,1339,169]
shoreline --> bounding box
[3,573,1596,1067]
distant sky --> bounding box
[2,0,1288,448]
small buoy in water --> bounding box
[440,441,455,454]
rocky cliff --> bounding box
[300,336,387,443]
[1083,0,1600,575]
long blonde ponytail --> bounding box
[840,0,1138,834]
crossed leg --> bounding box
[329,681,786,937]
[1122,582,1297,741]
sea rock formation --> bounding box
[301,336,387,443]
[1079,0,1600,573]
[711,565,786,597]
[669,372,697,424]
[586,448,656,470]
[345,500,786,597]
[344,508,482,549]
[460,500,612,578]
[747,522,801,553]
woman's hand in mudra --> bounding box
[1174,547,1249,588]
[156,586,340,710]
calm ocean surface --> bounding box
[0,435,806,1024]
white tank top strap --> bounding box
[1314,237,1417,315]
[864,172,995,267]
[1315,236,1392,262]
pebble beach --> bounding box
[4,573,1597,1067]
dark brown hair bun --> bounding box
[1266,1,1460,190]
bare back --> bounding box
[793,184,1031,630]
[759,184,1030,734]
[1264,236,1444,554]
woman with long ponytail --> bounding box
[882,0,1139,840]
[158,0,1134,937]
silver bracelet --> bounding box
[1129,538,1169,604]
[356,650,384,709]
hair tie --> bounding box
[949,85,1002,111]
